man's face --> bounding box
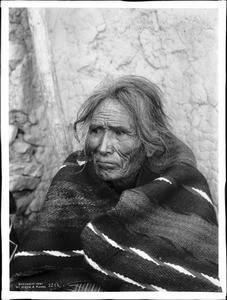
[86,98,146,182]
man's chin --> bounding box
[95,168,121,181]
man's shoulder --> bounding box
[63,150,89,166]
[52,151,101,186]
[49,151,92,184]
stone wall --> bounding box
[9,8,219,230]
[9,8,59,228]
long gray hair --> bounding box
[74,75,172,156]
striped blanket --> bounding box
[11,146,220,291]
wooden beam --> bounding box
[27,8,72,167]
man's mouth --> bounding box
[95,160,118,170]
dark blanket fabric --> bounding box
[10,137,221,292]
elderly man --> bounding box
[11,76,220,292]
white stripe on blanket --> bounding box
[154,177,172,184]
[150,284,167,292]
[191,187,213,206]
[201,273,221,287]
[72,250,84,255]
[87,222,99,234]
[77,160,86,166]
[84,254,108,275]
[114,271,167,291]
[88,223,124,250]
[59,164,66,170]
[84,253,166,291]
[15,251,36,257]
[113,272,167,291]
[164,262,195,277]
[102,233,124,250]
[86,223,220,289]
[88,223,200,274]
[43,250,70,257]
[130,247,159,265]
[113,271,147,290]
[15,250,84,257]
[88,224,161,265]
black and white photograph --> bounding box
[1,1,226,299]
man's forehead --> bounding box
[91,98,134,128]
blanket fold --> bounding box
[11,146,220,292]
[80,163,219,291]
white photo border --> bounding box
[1,1,226,299]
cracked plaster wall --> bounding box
[9,8,219,226]
[46,8,218,203]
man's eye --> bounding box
[90,127,102,134]
[115,130,126,136]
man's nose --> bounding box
[98,131,114,155]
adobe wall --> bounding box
[9,8,219,229]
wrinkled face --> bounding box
[86,98,146,182]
